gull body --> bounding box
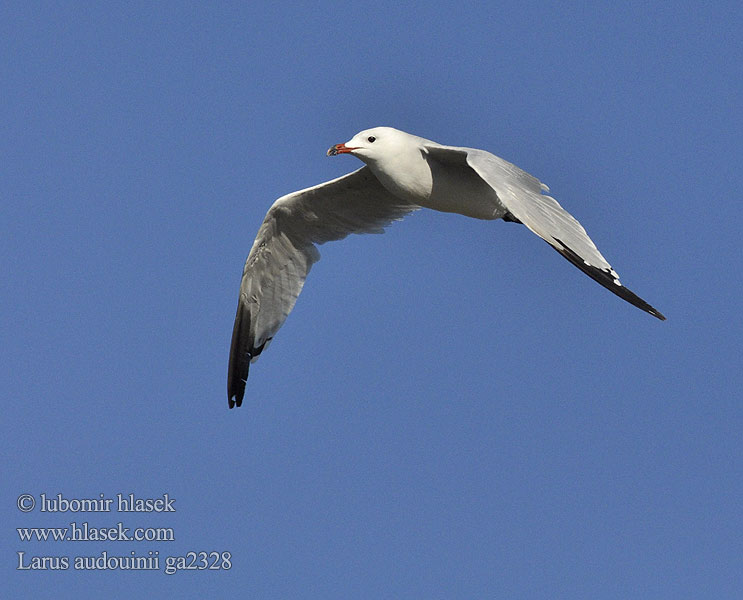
[228,127,664,408]
[337,128,506,219]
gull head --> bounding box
[327,126,433,203]
[327,127,413,163]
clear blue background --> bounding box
[3,2,741,598]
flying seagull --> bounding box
[227,127,664,408]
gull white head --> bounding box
[328,127,433,202]
[327,127,419,162]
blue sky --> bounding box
[2,1,741,598]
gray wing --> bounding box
[228,166,417,408]
[425,144,665,321]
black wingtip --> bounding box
[227,374,246,409]
[227,390,241,409]
[227,334,272,409]
[553,238,666,321]
[227,300,251,410]
[228,392,243,409]
[647,307,666,321]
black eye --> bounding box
[367,136,376,143]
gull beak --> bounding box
[327,143,357,156]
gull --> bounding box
[227,127,664,408]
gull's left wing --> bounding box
[424,144,665,321]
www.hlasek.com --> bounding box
[16,493,232,575]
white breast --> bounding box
[369,149,434,203]
[367,136,505,221]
